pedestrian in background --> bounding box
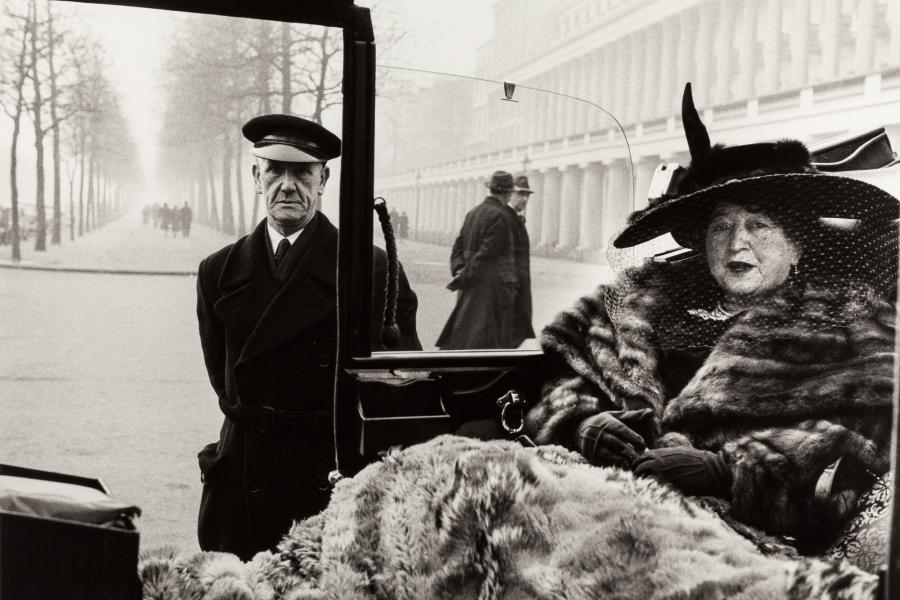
[160,203,172,237]
[509,174,535,343]
[437,170,524,349]
[398,211,409,239]
[181,202,193,237]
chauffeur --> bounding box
[195,114,420,560]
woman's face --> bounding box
[705,203,801,298]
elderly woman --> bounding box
[525,84,899,555]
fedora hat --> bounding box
[485,170,515,193]
[613,83,900,249]
[243,114,341,163]
[512,175,534,194]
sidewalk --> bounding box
[0,212,238,275]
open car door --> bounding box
[334,62,900,598]
[333,65,637,476]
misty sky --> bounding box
[3,0,495,195]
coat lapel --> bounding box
[213,220,275,341]
[237,213,338,365]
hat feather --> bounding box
[682,83,710,161]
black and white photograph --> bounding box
[1,0,900,597]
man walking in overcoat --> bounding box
[196,114,420,560]
[436,170,525,349]
[509,174,535,343]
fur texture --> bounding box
[525,261,895,542]
[141,436,878,599]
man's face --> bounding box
[253,158,329,234]
[510,191,530,213]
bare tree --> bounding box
[0,2,31,261]
[156,10,409,237]
[220,127,234,235]
[27,0,48,251]
[46,0,62,244]
[235,136,246,236]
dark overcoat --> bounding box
[436,196,523,349]
[196,213,419,560]
[509,207,534,343]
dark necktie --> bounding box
[274,238,291,267]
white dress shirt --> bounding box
[266,223,303,254]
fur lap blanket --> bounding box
[141,436,878,599]
[524,262,895,541]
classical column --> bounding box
[627,32,645,124]
[735,1,759,99]
[854,0,876,75]
[557,165,582,249]
[539,167,561,247]
[431,182,444,239]
[819,0,841,82]
[760,0,783,93]
[602,159,631,250]
[441,182,452,236]
[789,0,811,86]
[674,10,697,115]
[712,0,735,104]
[546,72,556,140]
[532,75,550,142]
[525,170,543,243]
[412,184,421,240]
[442,183,455,237]
[655,18,678,118]
[433,184,444,236]
[468,178,482,211]
[454,180,468,231]
[427,185,439,234]
[595,47,611,130]
[640,24,662,121]
[564,60,578,135]
[554,69,566,138]
[575,49,600,133]
[612,38,630,125]
[890,0,900,67]
[577,162,605,251]
[693,2,716,106]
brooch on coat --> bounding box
[686,303,738,322]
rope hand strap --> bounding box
[373,197,401,349]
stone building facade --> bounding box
[375,0,900,261]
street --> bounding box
[0,211,612,551]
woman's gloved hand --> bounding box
[633,448,732,498]
[575,409,656,467]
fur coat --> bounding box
[140,435,879,600]
[524,260,895,542]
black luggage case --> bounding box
[0,464,141,600]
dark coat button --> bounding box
[316,353,331,367]
[247,480,261,494]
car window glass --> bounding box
[0,0,343,550]
[371,65,635,353]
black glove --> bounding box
[575,409,655,467]
[446,269,466,291]
[633,447,732,498]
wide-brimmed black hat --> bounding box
[242,114,341,163]
[485,170,515,193]
[613,84,899,249]
[512,175,534,194]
